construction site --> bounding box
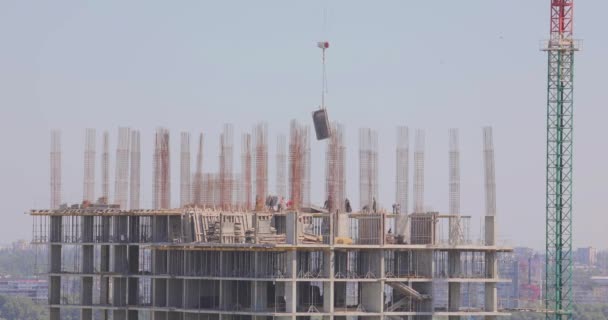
[29,1,578,319]
[32,122,512,320]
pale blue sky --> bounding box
[0,1,605,249]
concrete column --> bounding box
[379,249,385,278]
[129,216,140,242]
[323,250,334,313]
[82,216,94,242]
[49,308,60,320]
[50,245,61,273]
[336,214,349,238]
[448,282,461,312]
[285,250,297,313]
[81,309,92,320]
[361,282,383,312]
[448,250,462,319]
[484,215,498,319]
[286,212,297,245]
[127,244,139,313]
[102,217,111,242]
[485,281,497,310]
[49,276,60,305]
[323,250,333,279]
[100,244,110,306]
[50,216,62,243]
[484,216,496,246]
[323,281,333,313]
[82,245,94,273]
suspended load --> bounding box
[313,41,331,140]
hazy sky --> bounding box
[1,1,605,249]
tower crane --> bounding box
[543,0,579,319]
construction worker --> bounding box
[324,195,333,212]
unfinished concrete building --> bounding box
[32,125,511,320]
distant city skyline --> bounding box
[1,1,607,249]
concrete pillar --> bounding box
[379,250,385,278]
[82,245,94,273]
[127,244,139,314]
[102,217,111,242]
[81,309,92,320]
[485,216,496,246]
[49,308,60,320]
[49,276,60,304]
[285,281,296,313]
[50,245,61,273]
[485,281,497,311]
[484,215,498,319]
[336,213,349,238]
[50,216,62,243]
[286,212,297,245]
[285,250,297,313]
[361,282,383,312]
[129,216,140,242]
[49,213,62,320]
[448,250,462,318]
[82,216,94,242]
